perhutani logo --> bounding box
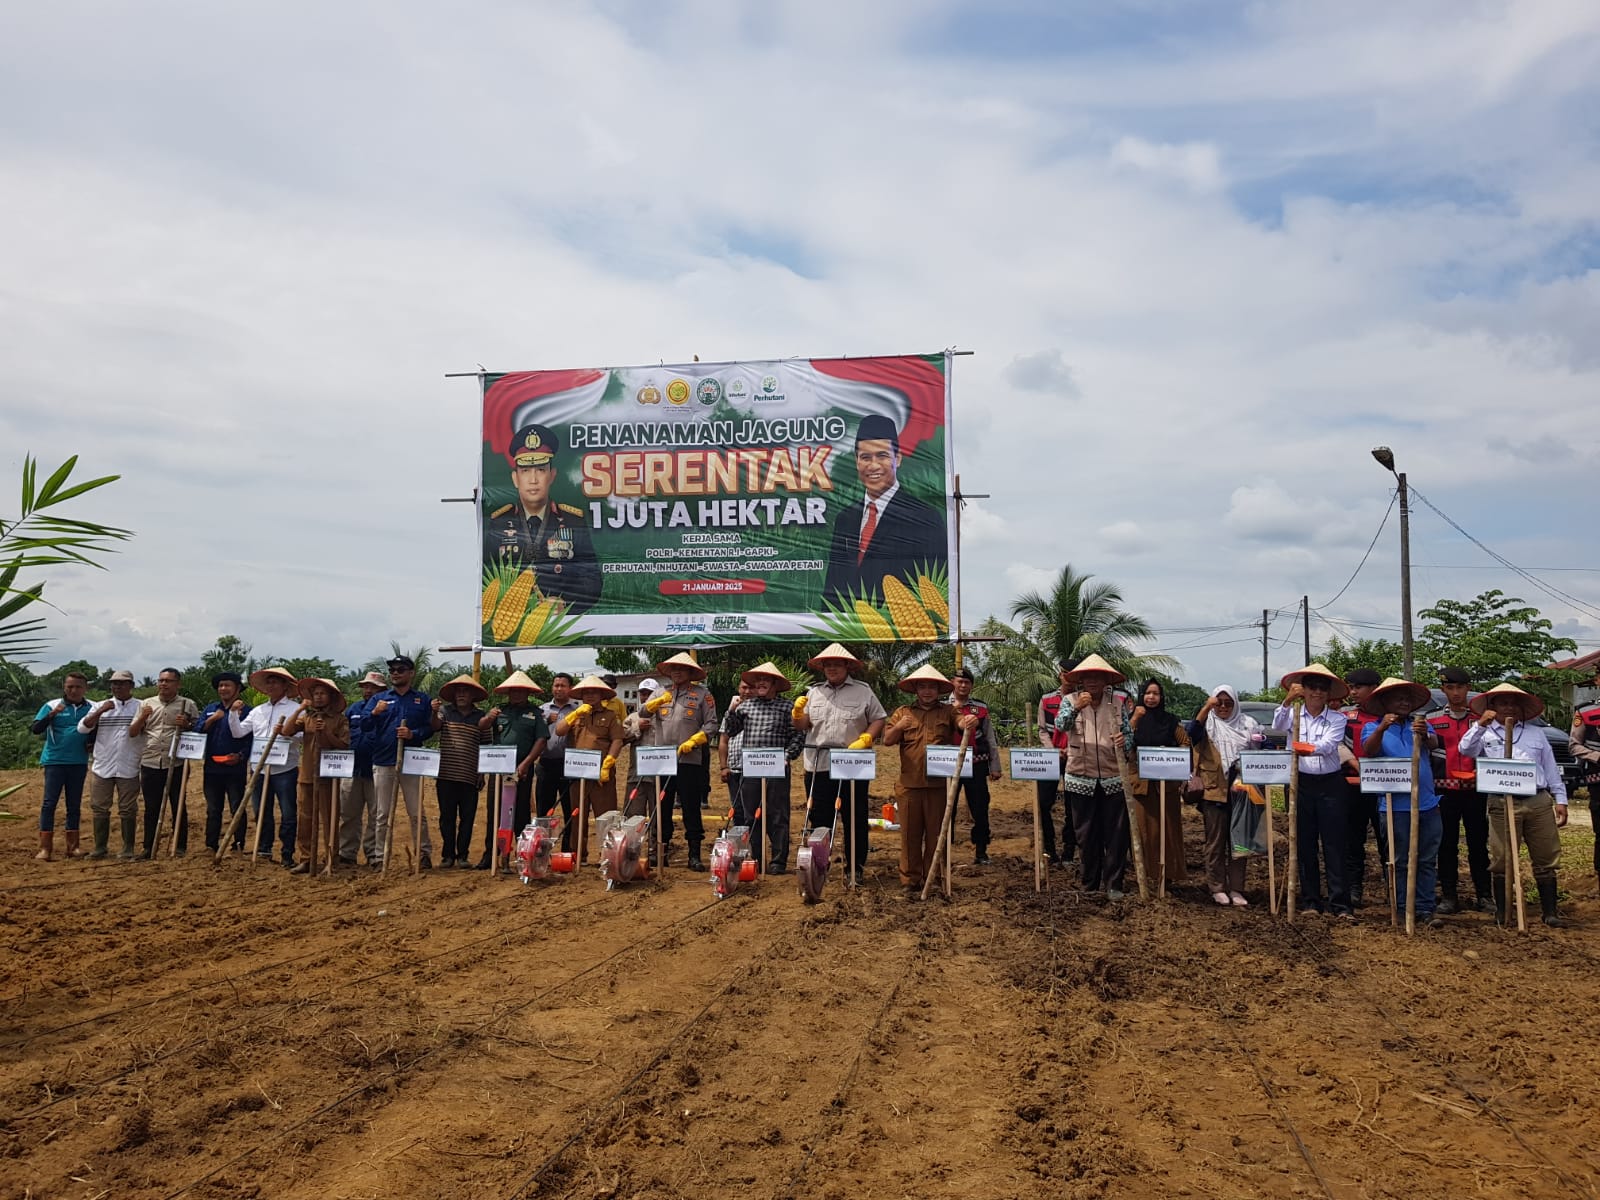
[666,379,692,405]
[696,377,723,406]
[665,619,707,634]
[712,615,749,632]
[760,375,779,394]
[636,384,662,405]
[754,374,786,404]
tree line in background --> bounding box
[0,563,1588,770]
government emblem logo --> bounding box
[636,384,662,405]
[696,378,723,406]
[666,378,692,405]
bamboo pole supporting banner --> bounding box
[218,721,279,861]
[1505,715,1526,932]
[1405,720,1423,936]
[168,757,192,859]
[382,731,404,875]
[1287,702,1302,922]
[921,728,974,901]
[1112,695,1149,901]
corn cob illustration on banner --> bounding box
[476,353,956,646]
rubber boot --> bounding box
[1491,876,1507,927]
[90,814,111,859]
[1537,876,1563,928]
[687,842,705,872]
[119,816,137,860]
[34,831,54,861]
[64,830,83,858]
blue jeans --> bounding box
[1388,805,1443,920]
[250,769,299,861]
[40,763,88,831]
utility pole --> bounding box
[1261,608,1270,693]
[1372,447,1414,678]
[1303,595,1311,664]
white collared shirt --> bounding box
[860,482,899,536]
[229,697,305,775]
[80,697,144,779]
[1458,721,1567,804]
[1272,703,1347,776]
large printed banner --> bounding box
[478,353,955,647]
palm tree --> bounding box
[1,455,130,659]
[361,641,443,693]
[1008,564,1178,695]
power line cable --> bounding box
[1313,491,1396,611]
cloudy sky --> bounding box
[3,0,1597,689]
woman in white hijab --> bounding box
[1186,686,1262,906]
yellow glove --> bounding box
[569,703,592,722]
[791,695,809,719]
[847,732,874,750]
[600,754,616,783]
[645,691,672,713]
[677,732,707,756]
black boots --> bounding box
[1536,876,1563,928]
[1492,876,1507,926]
[687,843,704,872]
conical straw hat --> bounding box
[249,666,298,692]
[1468,682,1544,720]
[654,651,707,681]
[438,674,489,704]
[807,642,863,670]
[1279,662,1350,702]
[571,674,617,699]
[1360,676,1432,717]
[898,663,953,694]
[297,677,344,705]
[740,661,792,691]
[494,669,545,695]
[1062,653,1126,685]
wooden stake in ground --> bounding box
[1158,779,1168,900]
[324,777,339,877]
[1265,781,1278,916]
[218,722,279,862]
[382,731,404,875]
[1287,701,1302,922]
[655,773,665,880]
[412,773,426,877]
[1112,696,1150,901]
[1384,766,1398,928]
[488,773,501,875]
[253,720,289,866]
[922,727,974,902]
[151,731,178,858]
[1033,769,1045,893]
[574,779,588,876]
[1405,718,1422,936]
[760,777,770,876]
[168,756,192,859]
[1504,714,1526,932]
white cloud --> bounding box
[2,1,1598,687]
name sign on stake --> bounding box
[636,744,680,777]
[478,745,517,774]
[401,748,441,778]
[1477,757,1538,797]
[564,749,602,781]
[1359,757,1413,794]
[741,748,786,778]
[1009,748,1060,781]
[175,732,208,762]
[320,750,355,779]
[1239,750,1294,786]
[1137,746,1191,781]
[925,745,974,778]
[828,749,877,781]
[253,739,291,768]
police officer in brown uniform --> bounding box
[552,675,626,863]
[483,424,601,615]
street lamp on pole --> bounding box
[1371,446,1414,677]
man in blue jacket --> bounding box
[339,671,385,865]
[357,655,434,869]
[195,672,253,853]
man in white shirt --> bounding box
[78,669,145,859]
[1271,664,1353,918]
[228,666,304,868]
[1458,683,1568,928]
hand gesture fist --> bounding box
[957,713,979,732]
[373,699,390,716]
[1072,692,1092,710]
[1131,705,1146,722]
[431,698,443,713]
[570,703,592,721]
[230,699,245,713]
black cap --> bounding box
[387,655,415,670]
[211,671,243,688]
[600,673,617,687]
[854,414,900,453]
[1344,668,1381,686]
[1439,666,1472,685]
[1057,657,1080,674]
[951,666,974,682]
[508,424,559,468]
